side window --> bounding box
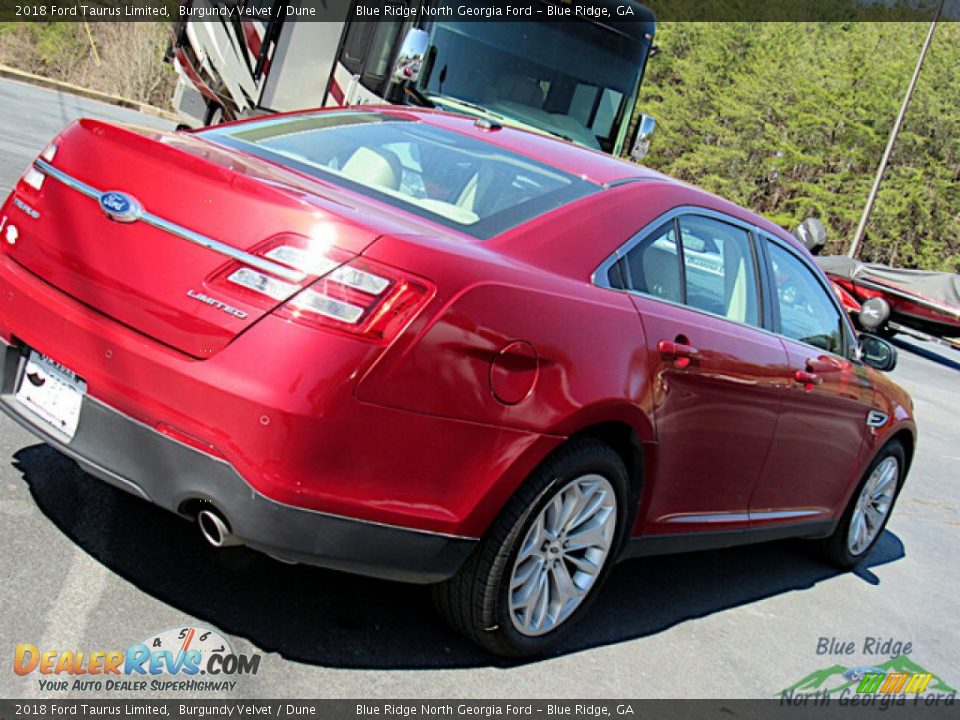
[606,260,626,290]
[766,241,844,354]
[341,23,376,75]
[621,221,682,304]
[342,14,405,93]
[678,215,760,327]
[364,21,403,83]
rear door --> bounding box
[601,210,789,535]
[750,237,876,521]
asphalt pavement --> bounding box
[0,77,957,699]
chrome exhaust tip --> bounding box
[197,509,240,548]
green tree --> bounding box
[636,22,960,271]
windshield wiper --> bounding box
[402,85,435,109]
[424,94,510,122]
[545,129,574,142]
[425,93,577,143]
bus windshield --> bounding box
[416,19,649,153]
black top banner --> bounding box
[0,0,954,23]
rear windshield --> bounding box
[203,111,598,239]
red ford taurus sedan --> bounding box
[0,107,915,656]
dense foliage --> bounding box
[635,22,960,271]
[0,22,175,106]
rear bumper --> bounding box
[0,252,556,538]
[0,338,475,583]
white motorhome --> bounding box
[169,0,657,156]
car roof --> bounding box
[202,105,808,256]
[377,109,810,252]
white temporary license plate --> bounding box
[15,351,86,439]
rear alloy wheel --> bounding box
[507,474,617,636]
[823,441,905,568]
[432,438,629,657]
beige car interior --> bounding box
[631,221,759,326]
[340,146,403,190]
[721,237,757,325]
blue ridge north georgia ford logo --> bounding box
[98,191,142,223]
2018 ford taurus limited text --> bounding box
[0,108,915,656]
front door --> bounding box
[751,239,875,523]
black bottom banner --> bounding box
[0,699,958,719]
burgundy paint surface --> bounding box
[0,107,915,544]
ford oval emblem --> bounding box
[98,191,142,223]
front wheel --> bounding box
[822,441,905,568]
[432,438,629,657]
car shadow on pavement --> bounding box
[14,443,905,670]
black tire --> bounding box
[822,440,905,569]
[206,103,225,127]
[431,438,629,657]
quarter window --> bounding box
[766,242,844,354]
[621,221,682,304]
[678,216,760,327]
[606,212,762,328]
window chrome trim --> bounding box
[591,205,763,289]
[592,205,860,362]
[33,159,306,284]
[591,205,766,330]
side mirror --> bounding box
[392,29,429,84]
[795,217,827,255]
[629,114,656,161]
[858,333,897,372]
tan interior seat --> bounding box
[639,246,681,303]
[340,147,402,190]
[723,240,755,324]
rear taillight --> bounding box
[280,258,432,341]
[210,235,351,309]
[21,144,57,191]
[212,235,433,342]
[226,267,298,301]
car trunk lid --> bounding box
[5,119,383,358]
